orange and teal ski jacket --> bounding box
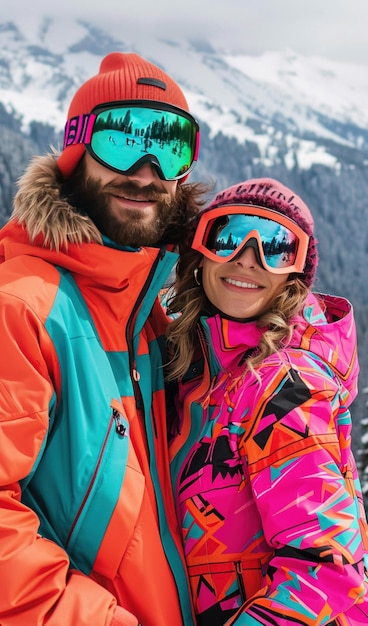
[0,155,194,626]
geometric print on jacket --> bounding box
[170,293,368,625]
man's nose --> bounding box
[127,162,161,184]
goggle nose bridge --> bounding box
[118,152,167,180]
[231,235,264,267]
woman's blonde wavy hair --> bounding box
[166,247,310,381]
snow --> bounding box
[225,49,368,128]
[0,16,367,173]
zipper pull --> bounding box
[132,360,140,382]
[132,368,141,382]
[112,408,126,436]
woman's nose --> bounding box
[233,244,259,267]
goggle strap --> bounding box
[63,114,97,149]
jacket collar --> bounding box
[201,315,263,374]
[200,291,358,406]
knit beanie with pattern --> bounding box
[205,177,318,287]
[57,52,190,178]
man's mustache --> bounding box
[102,180,169,201]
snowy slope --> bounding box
[0,17,367,171]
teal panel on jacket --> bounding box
[133,249,178,337]
[23,268,128,575]
[107,351,134,397]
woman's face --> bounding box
[201,245,289,320]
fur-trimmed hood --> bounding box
[10,153,102,251]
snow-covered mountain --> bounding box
[1,17,368,172]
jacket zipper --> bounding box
[235,560,246,603]
[126,248,165,422]
[65,406,125,547]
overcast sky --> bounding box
[3,0,368,66]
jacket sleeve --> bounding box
[228,364,368,625]
[0,291,134,625]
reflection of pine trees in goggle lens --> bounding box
[92,108,196,178]
[95,109,194,151]
[210,215,297,264]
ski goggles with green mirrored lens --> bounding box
[62,100,200,181]
[192,204,309,274]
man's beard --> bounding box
[63,168,180,247]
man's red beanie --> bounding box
[57,52,190,178]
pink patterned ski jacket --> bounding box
[169,292,368,625]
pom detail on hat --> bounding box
[207,178,318,287]
[57,52,189,178]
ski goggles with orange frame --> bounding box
[192,204,309,274]
[63,99,200,181]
